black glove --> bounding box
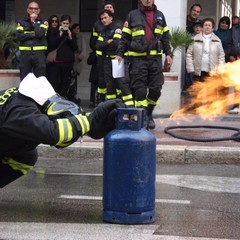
[88,99,125,139]
[43,94,84,119]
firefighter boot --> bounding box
[147,104,155,129]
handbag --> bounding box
[46,37,67,63]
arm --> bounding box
[186,43,195,74]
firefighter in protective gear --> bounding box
[96,10,134,107]
[0,73,125,188]
[16,1,48,80]
[89,1,122,104]
[116,0,173,129]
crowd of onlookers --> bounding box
[10,1,240,116]
[14,0,174,130]
[185,3,240,113]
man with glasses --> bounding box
[16,1,48,80]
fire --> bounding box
[171,59,240,119]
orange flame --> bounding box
[171,60,240,119]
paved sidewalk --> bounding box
[38,114,240,164]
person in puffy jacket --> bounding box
[0,73,125,188]
[186,17,225,81]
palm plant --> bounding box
[0,21,19,69]
[164,27,193,72]
[169,27,194,56]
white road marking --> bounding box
[156,175,240,194]
[58,195,191,204]
[49,173,240,194]
[48,172,103,176]
[0,222,235,240]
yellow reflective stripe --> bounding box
[19,46,47,51]
[154,28,164,35]
[122,27,131,35]
[128,51,147,57]
[106,54,116,58]
[96,50,102,56]
[163,26,169,32]
[106,94,117,99]
[56,119,73,146]
[40,24,48,29]
[2,157,33,175]
[147,98,159,105]
[16,26,24,31]
[128,50,162,56]
[125,100,134,106]
[98,36,104,42]
[135,99,148,107]
[97,87,107,94]
[124,51,129,56]
[93,32,98,37]
[122,94,133,101]
[23,31,34,34]
[150,50,163,55]
[116,89,121,95]
[74,115,90,135]
[113,33,121,39]
[132,30,144,37]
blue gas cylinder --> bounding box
[103,108,156,224]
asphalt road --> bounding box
[0,157,240,240]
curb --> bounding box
[37,142,240,164]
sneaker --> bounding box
[229,107,239,114]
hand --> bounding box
[88,99,125,139]
[30,13,38,22]
[43,94,83,119]
[115,55,123,63]
[166,55,173,66]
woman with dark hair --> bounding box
[46,15,60,82]
[46,14,78,99]
[214,16,233,62]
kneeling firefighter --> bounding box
[0,73,125,188]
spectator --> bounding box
[116,0,172,129]
[46,14,60,84]
[192,20,203,36]
[0,73,125,188]
[186,18,225,82]
[231,16,239,28]
[186,3,202,34]
[214,16,233,62]
[46,14,78,99]
[95,10,134,107]
[232,16,240,49]
[87,51,98,108]
[183,20,203,105]
[16,1,48,80]
[67,23,87,105]
[89,1,122,104]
